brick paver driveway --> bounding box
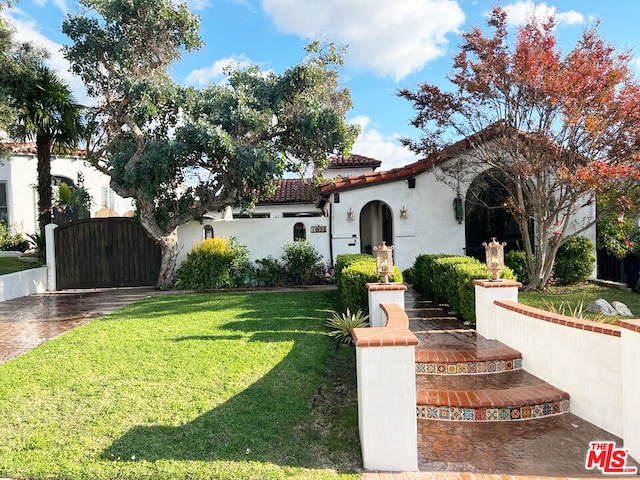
[0,288,159,364]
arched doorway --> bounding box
[464,170,531,260]
[360,201,393,254]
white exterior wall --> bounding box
[495,306,623,437]
[622,324,640,463]
[0,266,47,301]
[0,153,134,235]
[330,172,466,271]
[176,214,331,268]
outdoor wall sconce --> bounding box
[400,206,408,219]
[374,241,394,283]
[617,211,625,224]
[453,194,464,224]
[483,237,506,282]
[407,178,416,189]
[347,208,355,221]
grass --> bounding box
[0,256,42,275]
[519,282,640,321]
[0,290,362,480]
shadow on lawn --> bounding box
[101,316,351,469]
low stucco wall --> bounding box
[0,266,47,302]
[494,300,623,437]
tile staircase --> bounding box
[405,289,570,423]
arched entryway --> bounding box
[464,170,532,260]
[360,200,393,254]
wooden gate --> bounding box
[55,218,161,289]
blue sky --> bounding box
[3,0,640,171]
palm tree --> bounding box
[13,65,83,237]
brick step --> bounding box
[416,369,570,422]
[413,330,522,375]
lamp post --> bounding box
[373,241,394,284]
[483,237,506,282]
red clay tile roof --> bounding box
[3,142,86,156]
[327,153,382,170]
[319,123,505,195]
[258,178,314,204]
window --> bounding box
[203,225,214,239]
[293,222,306,241]
[0,182,7,225]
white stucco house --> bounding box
[176,132,596,273]
[0,142,135,235]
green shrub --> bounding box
[554,236,595,285]
[505,250,529,285]
[0,224,29,252]
[335,254,372,292]
[281,240,324,285]
[411,253,515,323]
[255,256,286,287]
[175,237,251,289]
[335,254,402,313]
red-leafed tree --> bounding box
[399,7,640,290]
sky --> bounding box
[2,0,640,171]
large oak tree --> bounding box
[399,7,640,290]
[63,0,357,289]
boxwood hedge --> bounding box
[412,254,515,323]
[335,253,403,313]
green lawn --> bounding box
[519,282,640,320]
[0,256,42,275]
[0,290,362,480]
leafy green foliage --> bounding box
[63,1,358,288]
[505,250,530,285]
[554,236,596,285]
[174,237,252,289]
[281,240,325,285]
[334,254,403,313]
[325,309,369,346]
[596,193,640,258]
[412,254,516,323]
[0,223,29,252]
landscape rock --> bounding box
[585,299,618,316]
[611,301,633,317]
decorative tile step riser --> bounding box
[416,358,522,375]
[417,399,570,422]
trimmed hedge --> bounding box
[412,254,515,323]
[335,253,403,313]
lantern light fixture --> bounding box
[483,237,506,282]
[453,194,464,224]
[373,241,394,284]
[617,211,625,224]
[347,208,355,221]
[400,206,408,219]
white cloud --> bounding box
[1,12,91,106]
[184,55,255,86]
[261,0,465,82]
[349,116,420,171]
[503,1,584,27]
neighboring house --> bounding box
[0,142,135,235]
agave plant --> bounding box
[543,299,611,324]
[325,308,369,346]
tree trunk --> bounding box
[36,134,53,238]
[156,229,179,290]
